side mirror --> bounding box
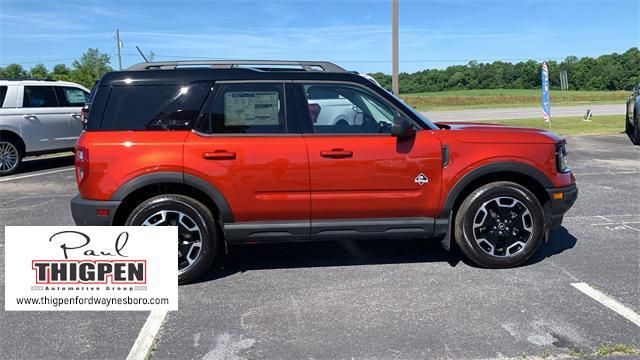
[391,116,415,138]
[624,84,634,92]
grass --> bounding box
[593,343,637,356]
[400,89,628,111]
[486,114,623,136]
[568,348,585,358]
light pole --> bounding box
[392,0,399,95]
[115,29,122,71]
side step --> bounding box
[224,217,449,244]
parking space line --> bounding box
[575,170,639,176]
[126,310,169,360]
[0,167,74,182]
[623,225,640,232]
[571,282,640,327]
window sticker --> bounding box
[65,88,87,105]
[224,91,279,126]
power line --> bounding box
[0,58,78,67]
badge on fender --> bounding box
[415,173,428,185]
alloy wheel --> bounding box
[0,141,19,173]
[141,210,203,274]
[472,196,533,257]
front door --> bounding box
[56,86,89,147]
[183,82,310,236]
[296,82,443,221]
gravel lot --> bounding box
[0,133,638,360]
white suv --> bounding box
[0,79,89,175]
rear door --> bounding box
[183,81,310,240]
[296,81,443,223]
[20,85,72,151]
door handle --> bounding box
[203,150,236,160]
[23,114,37,120]
[320,149,353,158]
[70,114,82,121]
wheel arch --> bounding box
[110,171,234,225]
[441,162,553,220]
[0,129,26,155]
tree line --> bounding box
[0,49,112,89]
[1,47,638,93]
[369,47,639,94]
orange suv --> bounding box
[71,60,577,283]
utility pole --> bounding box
[115,29,122,71]
[392,0,399,95]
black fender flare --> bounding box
[110,171,234,223]
[440,161,553,217]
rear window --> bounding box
[89,82,211,131]
[0,86,7,107]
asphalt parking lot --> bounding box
[1,133,638,360]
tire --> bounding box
[625,110,631,134]
[454,181,545,268]
[633,112,640,146]
[0,136,22,176]
[125,194,218,284]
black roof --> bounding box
[99,68,374,87]
[95,64,437,130]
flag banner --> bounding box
[541,62,551,122]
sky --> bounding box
[0,0,638,74]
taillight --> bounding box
[75,147,88,184]
[308,103,321,123]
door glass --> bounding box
[98,83,210,131]
[303,83,396,134]
[23,86,59,108]
[62,87,89,107]
[198,83,286,134]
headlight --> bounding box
[556,142,570,173]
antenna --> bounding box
[136,46,149,63]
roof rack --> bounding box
[0,77,55,81]
[127,60,347,72]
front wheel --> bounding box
[633,112,640,146]
[125,194,218,284]
[454,181,545,268]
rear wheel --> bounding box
[125,194,218,284]
[0,137,22,176]
[454,181,544,268]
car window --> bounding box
[23,86,60,108]
[198,83,286,134]
[302,83,396,134]
[0,86,7,107]
[97,82,211,131]
[62,87,89,107]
